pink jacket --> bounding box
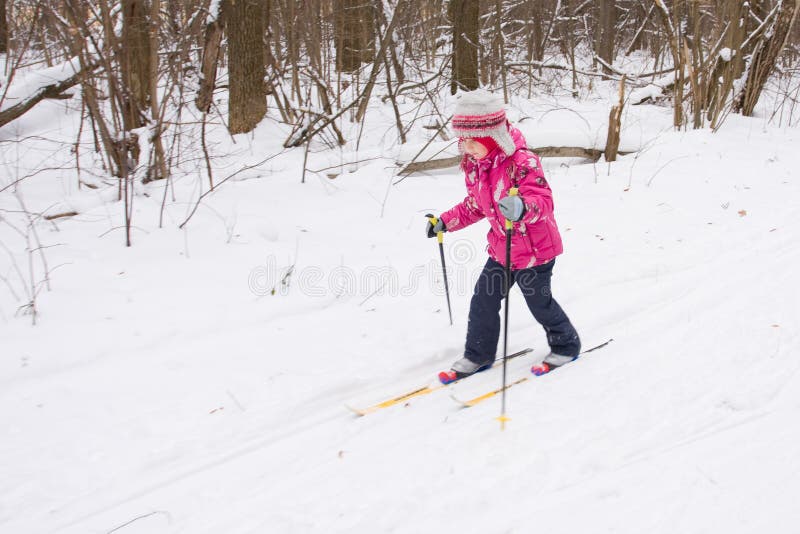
[440,126,564,270]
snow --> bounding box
[0,57,81,112]
[207,0,223,24]
[629,72,677,106]
[1,72,800,534]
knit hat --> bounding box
[452,89,516,157]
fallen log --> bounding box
[0,62,94,129]
[44,211,79,221]
[398,146,631,175]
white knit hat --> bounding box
[452,89,516,156]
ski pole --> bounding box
[498,187,518,430]
[426,214,453,326]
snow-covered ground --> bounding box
[1,78,799,533]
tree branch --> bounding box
[0,61,97,128]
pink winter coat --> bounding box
[440,126,564,270]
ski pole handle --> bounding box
[425,213,445,244]
[505,188,519,230]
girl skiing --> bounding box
[427,89,581,382]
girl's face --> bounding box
[462,138,489,160]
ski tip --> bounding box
[344,404,367,417]
[438,370,458,385]
[449,393,469,408]
[583,338,614,353]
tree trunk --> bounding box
[196,2,226,112]
[654,0,683,128]
[604,76,625,162]
[334,0,373,73]
[704,0,747,126]
[147,0,168,181]
[354,0,405,123]
[450,0,479,94]
[560,0,578,98]
[0,0,8,54]
[62,0,124,177]
[733,0,800,116]
[226,0,267,134]
[121,0,152,130]
[595,0,617,76]
[529,1,544,64]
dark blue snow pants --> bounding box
[464,257,581,365]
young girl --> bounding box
[427,89,581,382]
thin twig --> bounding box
[106,511,171,534]
[179,149,288,229]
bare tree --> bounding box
[595,0,618,76]
[121,0,152,130]
[733,0,800,116]
[450,0,479,93]
[334,0,374,73]
[3,0,800,202]
[0,0,8,54]
[226,0,268,134]
[197,2,225,113]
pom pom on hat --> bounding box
[452,89,516,156]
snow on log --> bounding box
[0,58,93,129]
[398,146,630,175]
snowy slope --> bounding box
[1,87,799,534]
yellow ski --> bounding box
[451,339,614,408]
[450,377,529,408]
[345,384,445,416]
[346,347,533,416]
